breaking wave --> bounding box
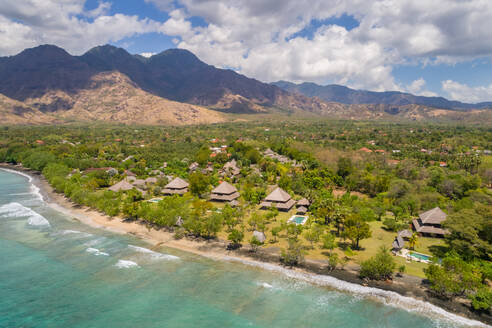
[223,257,489,327]
[128,245,180,260]
[0,168,44,201]
[115,260,139,269]
[86,248,109,256]
[0,202,50,226]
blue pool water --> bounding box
[410,252,431,261]
[0,169,486,328]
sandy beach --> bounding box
[1,164,491,326]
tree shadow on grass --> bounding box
[428,245,449,258]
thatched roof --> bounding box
[145,177,158,184]
[265,187,291,203]
[223,159,238,169]
[296,198,310,207]
[392,235,404,250]
[132,179,146,187]
[398,229,412,239]
[212,181,237,195]
[260,199,296,211]
[296,206,308,214]
[229,200,239,207]
[419,207,447,225]
[108,180,134,192]
[165,177,189,189]
[253,231,266,243]
[413,219,448,235]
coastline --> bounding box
[1,164,491,326]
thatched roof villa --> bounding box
[162,177,189,195]
[260,187,295,211]
[296,198,310,207]
[220,159,240,177]
[412,207,449,237]
[210,181,240,203]
[109,180,134,192]
[392,235,405,250]
[296,206,308,214]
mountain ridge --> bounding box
[0,44,490,125]
[273,81,492,110]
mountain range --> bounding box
[272,81,492,110]
[0,44,490,125]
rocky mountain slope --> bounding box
[0,44,490,125]
[273,81,492,110]
[0,71,224,125]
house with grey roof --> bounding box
[219,159,240,177]
[260,187,296,211]
[392,235,405,251]
[108,180,134,192]
[162,177,189,195]
[412,207,449,237]
[210,181,240,203]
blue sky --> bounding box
[2,0,492,102]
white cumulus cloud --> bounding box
[405,78,438,97]
[442,80,492,103]
[147,0,492,91]
[0,0,163,55]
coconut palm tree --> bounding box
[408,232,418,250]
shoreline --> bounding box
[1,164,491,326]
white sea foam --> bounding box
[128,245,180,261]
[0,168,33,182]
[86,247,109,256]
[83,238,106,247]
[223,256,489,328]
[258,282,274,289]
[0,168,44,201]
[59,230,93,238]
[0,202,50,226]
[115,260,139,268]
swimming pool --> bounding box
[410,252,431,262]
[288,215,308,225]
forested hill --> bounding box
[273,81,492,110]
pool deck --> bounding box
[398,249,432,264]
[287,215,308,225]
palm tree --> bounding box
[408,232,418,250]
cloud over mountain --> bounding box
[2,0,492,101]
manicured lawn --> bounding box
[219,212,445,278]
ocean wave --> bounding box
[128,245,180,261]
[86,247,109,256]
[59,230,93,238]
[0,202,50,227]
[83,238,106,247]
[0,168,33,182]
[223,256,489,328]
[115,260,139,268]
[0,168,44,201]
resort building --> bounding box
[219,159,240,177]
[252,231,266,243]
[412,207,449,237]
[162,177,189,195]
[398,229,412,240]
[189,162,199,172]
[296,198,310,214]
[260,187,296,211]
[210,181,240,203]
[109,180,146,195]
[108,180,134,192]
[392,235,405,251]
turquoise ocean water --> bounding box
[0,169,487,328]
